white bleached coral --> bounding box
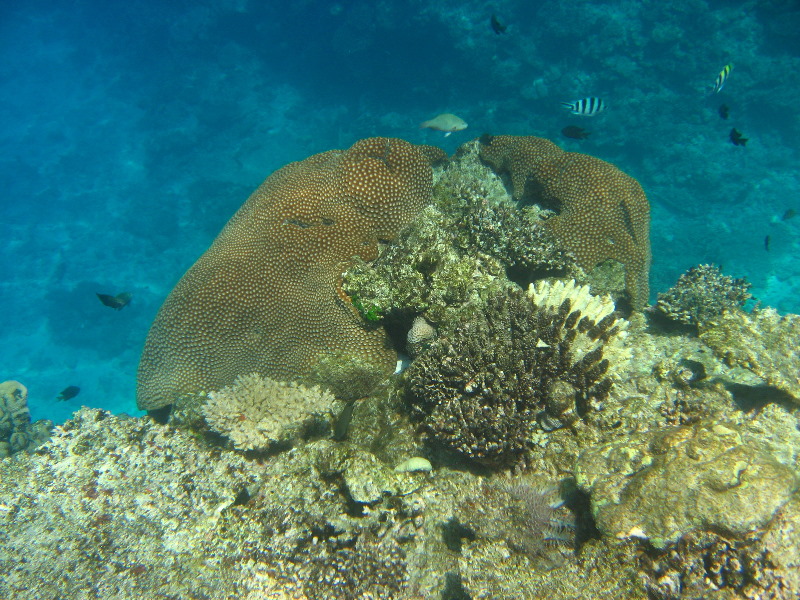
[201,373,337,451]
[527,279,631,379]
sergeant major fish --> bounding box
[711,64,733,93]
[561,97,607,116]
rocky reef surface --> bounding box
[2,139,800,599]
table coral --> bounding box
[137,137,432,410]
[479,135,651,310]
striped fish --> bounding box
[711,64,733,93]
[561,97,607,116]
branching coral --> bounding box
[656,264,751,327]
[201,373,337,451]
[406,280,629,467]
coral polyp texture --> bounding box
[479,134,651,309]
[406,280,629,467]
[656,263,752,327]
[201,373,337,451]
[137,137,432,410]
[0,380,53,456]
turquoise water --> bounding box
[1,0,798,423]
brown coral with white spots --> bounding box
[137,138,432,410]
[479,135,651,310]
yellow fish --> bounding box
[419,113,467,137]
[711,63,733,93]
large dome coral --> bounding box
[137,138,432,410]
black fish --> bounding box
[718,104,729,119]
[764,235,770,251]
[562,125,591,140]
[490,14,507,34]
[781,208,796,221]
[57,386,80,401]
[729,128,748,146]
[96,291,132,310]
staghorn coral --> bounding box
[656,264,752,327]
[479,134,651,310]
[137,137,432,410]
[406,280,629,467]
[201,373,337,451]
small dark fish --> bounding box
[561,125,591,140]
[96,291,132,310]
[561,97,607,116]
[764,235,771,251]
[490,14,507,34]
[718,104,730,119]
[729,128,748,146]
[781,208,796,221]
[57,386,80,401]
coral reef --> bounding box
[406,315,437,358]
[575,418,799,549]
[0,380,53,457]
[137,137,433,410]
[201,373,338,451]
[455,476,575,568]
[342,140,577,339]
[640,527,800,600]
[0,408,262,598]
[479,134,651,309]
[699,307,800,403]
[406,280,629,467]
[656,264,752,327]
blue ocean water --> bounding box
[1,0,798,423]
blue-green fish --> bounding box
[711,64,733,93]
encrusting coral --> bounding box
[137,137,432,411]
[406,279,629,467]
[656,263,751,327]
[479,134,651,310]
[0,380,53,456]
[201,373,337,451]
[699,307,800,403]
